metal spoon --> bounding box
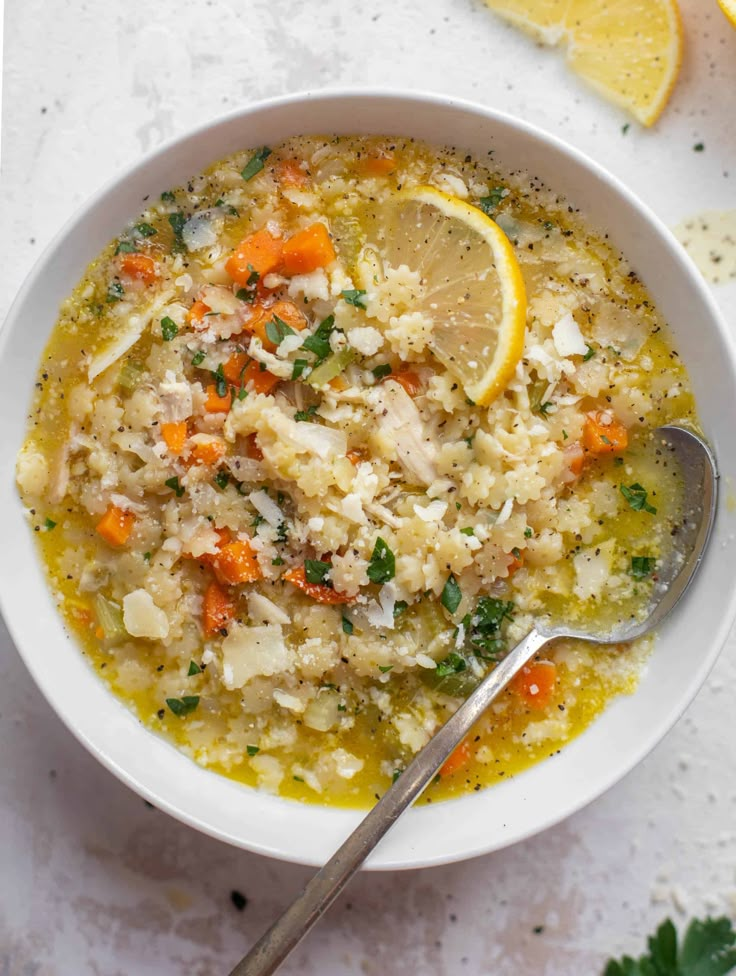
[229,425,717,976]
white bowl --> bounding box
[2,91,735,870]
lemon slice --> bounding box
[718,0,736,27]
[484,0,683,126]
[377,185,527,406]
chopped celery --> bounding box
[117,360,145,392]
[306,348,356,387]
[419,650,480,697]
[94,593,126,642]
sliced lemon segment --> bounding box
[377,185,527,406]
[484,0,683,126]
[718,0,736,27]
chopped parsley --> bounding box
[168,212,187,253]
[106,279,124,303]
[143,552,151,562]
[241,146,272,181]
[372,363,392,380]
[538,401,554,417]
[302,315,336,363]
[378,665,393,674]
[435,652,467,678]
[265,315,296,347]
[441,574,462,614]
[620,482,657,515]
[187,660,202,676]
[393,600,409,618]
[604,915,736,976]
[246,744,260,757]
[304,559,331,585]
[630,556,656,580]
[294,404,318,423]
[165,476,184,498]
[341,615,354,635]
[693,142,705,152]
[160,190,176,203]
[165,696,199,717]
[160,316,178,341]
[272,556,284,566]
[213,362,227,398]
[392,769,402,783]
[583,344,596,361]
[341,289,368,308]
[460,527,475,537]
[44,517,57,530]
[135,222,157,238]
[291,358,309,380]
[468,597,514,661]
[191,350,206,366]
[478,187,506,214]
[367,537,395,584]
[214,471,230,490]
[275,522,289,543]
[115,240,138,254]
[524,527,533,538]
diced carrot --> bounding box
[241,359,280,395]
[161,421,188,454]
[213,540,262,585]
[361,153,396,176]
[225,228,283,284]
[512,661,557,709]
[119,253,158,284]
[439,738,471,778]
[203,580,236,636]
[204,383,232,413]
[506,548,525,575]
[275,158,309,189]
[565,442,586,477]
[182,527,230,563]
[188,436,226,466]
[329,375,349,392]
[222,352,250,386]
[582,411,628,454]
[245,433,263,461]
[281,223,336,276]
[251,300,307,352]
[187,300,211,330]
[391,370,423,397]
[96,504,135,547]
[346,449,365,465]
[95,626,105,640]
[283,566,355,605]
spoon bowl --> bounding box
[231,424,718,976]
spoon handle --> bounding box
[228,626,552,976]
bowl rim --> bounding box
[3,87,736,870]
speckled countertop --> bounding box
[2,1,736,973]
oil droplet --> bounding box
[673,210,736,285]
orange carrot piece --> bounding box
[213,540,262,585]
[188,437,226,466]
[245,433,263,461]
[391,370,423,397]
[506,548,525,576]
[275,159,309,188]
[512,661,557,709]
[346,449,365,466]
[361,153,396,176]
[203,580,236,636]
[161,421,188,454]
[565,442,586,477]
[439,738,471,777]
[283,566,355,605]
[225,228,283,284]
[241,359,280,395]
[119,253,158,284]
[222,352,250,386]
[204,383,232,413]
[582,411,628,454]
[96,504,135,547]
[187,300,211,330]
[251,300,307,352]
[182,527,230,563]
[329,375,349,392]
[281,223,336,275]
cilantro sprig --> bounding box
[621,482,657,515]
[603,916,736,976]
[367,537,395,584]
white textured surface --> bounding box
[2,1,736,972]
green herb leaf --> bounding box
[187,660,202,676]
[583,344,596,362]
[302,315,336,363]
[106,279,124,303]
[241,146,272,181]
[478,187,506,214]
[272,556,284,566]
[341,289,367,308]
[135,222,157,238]
[115,240,138,254]
[293,775,304,783]
[372,363,392,380]
[538,401,554,417]
[166,696,199,717]
[294,404,319,423]
[435,652,467,678]
[161,316,178,341]
[393,600,409,618]
[693,142,705,153]
[168,212,187,253]
[468,597,514,661]
[44,517,57,530]
[265,315,296,347]
[342,615,354,635]
[524,527,533,538]
[367,537,395,584]
[191,350,206,366]
[620,482,657,515]
[378,665,393,673]
[212,362,227,398]
[630,556,656,580]
[291,358,309,380]
[214,471,230,490]
[305,559,331,585]
[165,476,184,498]
[246,744,260,756]
[143,552,151,562]
[604,915,736,976]
[441,574,462,614]
[161,190,176,203]
[392,769,402,783]
[460,527,475,537]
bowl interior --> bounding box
[1,91,735,869]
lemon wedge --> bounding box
[718,0,736,27]
[484,0,683,126]
[376,185,527,406]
